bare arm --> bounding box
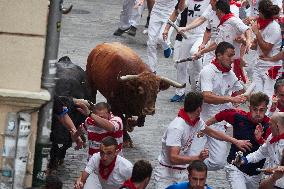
[260,51,284,62]
[202,91,247,105]
[58,114,83,149]
[259,166,284,189]
[251,22,273,56]
[168,146,208,165]
[205,116,218,126]
[180,17,207,32]
[74,171,90,189]
[75,101,115,132]
[202,126,252,151]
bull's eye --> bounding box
[137,86,144,95]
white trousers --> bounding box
[252,66,276,99]
[119,0,144,29]
[152,164,188,189]
[173,40,186,96]
[189,123,228,171]
[243,50,258,81]
[175,36,203,93]
[84,173,102,189]
[147,12,172,72]
[225,164,261,189]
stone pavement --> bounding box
[56,0,230,188]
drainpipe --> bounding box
[32,0,65,186]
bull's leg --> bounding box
[123,130,134,148]
[122,116,134,148]
[137,115,146,127]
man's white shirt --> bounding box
[185,0,210,36]
[197,63,243,122]
[256,20,282,67]
[246,134,284,188]
[215,16,249,58]
[85,153,133,189]
[158,117,206,168]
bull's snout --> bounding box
[142,107,155,115]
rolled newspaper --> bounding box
[175,57,193,63]
[167,19,188,39]
[243,82,256,96]
[256,168,275,175]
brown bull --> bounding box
[86,42,185,147]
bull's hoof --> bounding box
[123,141,134,148]
[127,126,134,132]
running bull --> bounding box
[86,42,185,147]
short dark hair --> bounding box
[215,41,235,57]
[45,175,63,189]
[94,102,111,113]
[184,92,203,112]
[258,0,280,19]
[101,136,118,148]
[249,92,269,107]
[187,160,208,176]
[131,160,153,183]
[274,77,284,92]
[216,0,231,14]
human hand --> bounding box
[134,0,144,8]
[234,140,252,152]
[198,148,209,161]
[254,124,264,141]
[272,166,284,180]
[230,95,247,104]
[231,151,244,167]
[250,20,259,35]
[75,101,91,116]
[198,44,206,52]
[192,51,203,60]
[74,180,84,189]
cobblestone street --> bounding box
[56,0,230,188]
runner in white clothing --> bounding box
[74,136,133,189]
[250,0,281,99]
[194,0,252,83]
[147,0,183,72]
[178,0,240,65]
[189,42,249,171]
[235,112,284,189]
[113,0,144,37]
[152,91,252,188]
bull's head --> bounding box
[119,72,185,116]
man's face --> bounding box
[217,48,235,69]
[94,108,110,120]
[188,170,207,189]
[249,101,268,123]
[275,85,284,105]
[210,0,217,10]
[100,144,118,166]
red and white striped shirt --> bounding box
[81,114,123,158]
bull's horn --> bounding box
[160,76,186,88]
[61,5,73,14]
[120,75,138,81]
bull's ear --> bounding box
[159,80,170,91]
[137,86,144,94]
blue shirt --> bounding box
[166,181,212,189]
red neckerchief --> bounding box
[218,13,234,27]
[178,108,200,126]
[230,0,241,7]
[268,66,281,79]
[121,179,137,189]
[99,156,117,180]
[277,102,284,112]
[233,59,247,83]
[212,59,231,73]
[270,133,284,144]
[257,17,273,30]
